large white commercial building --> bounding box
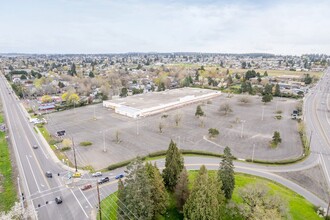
[103,88,221,118]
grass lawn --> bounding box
[100,171,321,219]
[218,68,323,78]
[98,192,118,220]
[0,115,17,212]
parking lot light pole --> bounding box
[240,120,246,138]
[136,116,139,135]
[93,105,96,120]
[261,106,265,121]
[103,130,106,152]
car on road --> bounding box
[115,174,124,179]
[98,177,110,184]
[72,172,81,178]
[81,184,92,191]
[55,196,62,204]
[32,144,38,149]
[92,172,102,177]
[45,171,52,178]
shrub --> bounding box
[79,141,92,146]
[61,147,71,152]
[274,115,282,120]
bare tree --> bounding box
[158,122,164,133]
[219,103,233,115]
[115,130,121,144]
[199,116,205,127]
[174,113,182,127]
[239,96,250,104]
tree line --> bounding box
[115,140,236,219]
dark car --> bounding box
[45,171,52,178]
[115,174,124,179]
[81,184,92,191]
[55,196,62,204]
[98,177,110,184]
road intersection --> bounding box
[0,68,329,219]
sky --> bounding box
[0,0,329,55]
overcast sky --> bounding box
[0,0,329,55]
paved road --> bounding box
[0,68,329,220]
[0,75,94,220]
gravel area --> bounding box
[277,165,328,202]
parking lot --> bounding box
[45,94,302,170]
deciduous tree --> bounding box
[238,183,287,220]
[208,128,219,138]
[219,103,233,115]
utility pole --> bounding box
[72,137,78,172]
[97,182,102,220]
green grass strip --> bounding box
[0,115,17,212]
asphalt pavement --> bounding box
[0,68,329,220]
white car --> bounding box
[92,172,102,177]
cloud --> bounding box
[0,0,329,54]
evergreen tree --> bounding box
[184,165,221,220]
[218,146,235,200]
[117,178,126,217]
[118,158,154,220]
[274,83,281,96]
[162,140,184,191]
[227,75,233,86]
[195,105,205,117]
[262,84,273,103]
[145,162,168,217]
[272,131,282,145]
[89,71,95,78]
[69,63,77,76]
[175,168,190,211]
[262,93,273,103]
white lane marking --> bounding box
[70,189,89,218]
[320,154,330,188]
[38,142,49,159]
[78,189,93,208]
[31,187,67,201]
[26,155,41,192]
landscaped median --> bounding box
[98,172,322,220]
[0,115,17,212]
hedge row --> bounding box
[107,149,230,171]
